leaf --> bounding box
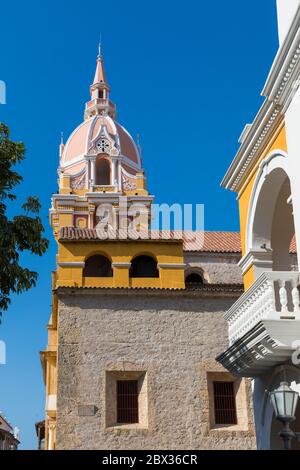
[0,123,49,321]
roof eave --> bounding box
[221,100,275,192]
[262,5,300,98]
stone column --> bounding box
[118,160,122,192]
[85,158,89,190]
[47,420,56,450]
[111,158,116,187]
[88,204,95,229]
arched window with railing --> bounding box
[83,255,112,277]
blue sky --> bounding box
[0,0,279,449]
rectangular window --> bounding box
[117,380,139,424]
[213,381,237,425]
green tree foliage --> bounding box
[0,123,49,320]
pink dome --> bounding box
[61,115,141,176]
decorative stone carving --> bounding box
[122,174,137,191]
[70,172,86,190]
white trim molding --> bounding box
[222,7,300,192]
[238,250,273,276]
[112,262,132,268]
[246,151,289,253]
[58,262,85,268]
[158,263,186,269]
[217,271,300,377]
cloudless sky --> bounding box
[0,0,279,449]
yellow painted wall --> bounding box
[236,122,287,289]
[243,266,255,290]
[238,122,287,257]
[57,240,185,289]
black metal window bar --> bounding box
[213,381,237,425]
[117,380,139,424]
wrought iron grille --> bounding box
[117,380,139,424]
[213,381,237,425]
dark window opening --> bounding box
[117,380,139,424]
[213,381,237,425]
[130,256,159,278]
[185,272,204,287]
[98,90,104,99]
[95,158,110,185]
[83,255,112,277]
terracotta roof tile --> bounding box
[58,227,297,254]
[182,231,241,253]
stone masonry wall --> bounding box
[184,253,243,285]
[56,289,256,450]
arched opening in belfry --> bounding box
[250,164,297,272]
[95,158,111,186]
[185,272,204,288]
[83,255,113,277]
[130,255,159,278]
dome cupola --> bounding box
[58,47,144,194]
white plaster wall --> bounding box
[277,0,300,45]
[253,374,274,450]
[284,85,300,256]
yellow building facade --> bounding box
[218,0,300,450]
[41,48,188,450]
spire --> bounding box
[93,44,107,85]
[59,132,64,160]
[84,44,116,120]
[98,36,102,58]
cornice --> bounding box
[57,262,85,268]
[238,250,273,275]
[157,263,186,269]
[222,101,282,192]
[222,6,300,193]
[262,5,300,100]
[56,284,243,297]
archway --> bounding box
[247,153,297,272]
[83,255,112,277]
[130,255,159,278]
[185,272,204,288]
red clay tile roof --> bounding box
[182,231,241,253]
[58,227,297,254]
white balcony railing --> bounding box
[225,271,300,345]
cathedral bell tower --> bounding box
[42,48,186,450]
